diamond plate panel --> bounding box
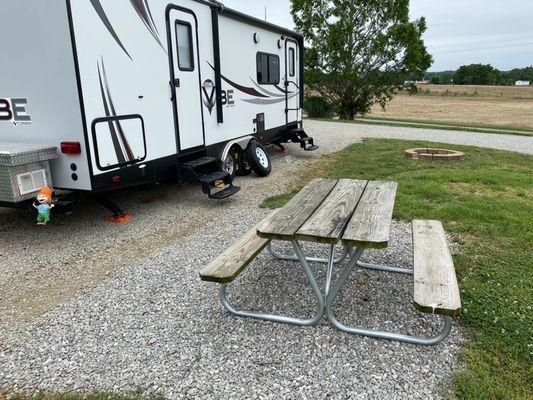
[0,142,56,203]
[0,142,57,167]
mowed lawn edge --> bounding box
[261,139,533,400]
[309,117,533,137]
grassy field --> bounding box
[261,139,533,400]
[416,84,533,99]
[367,85,533,130]
[0,391,165,400]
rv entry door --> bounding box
[285,39,300,124]
[168,8,205,153]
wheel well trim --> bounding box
[219,136,255,162]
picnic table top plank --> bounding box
[295,179,368,244]
[256,178,338,241]
[341,180,398,249]
[412,220,461,316]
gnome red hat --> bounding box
[37,187,53,203]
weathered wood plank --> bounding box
[341,181,397,248]
[295,179,368,244]
[412,220,461,317]
[199,225,270,284]
[257,179,338,240]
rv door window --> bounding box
[257,53,280,84]
[175,21,194,71]
[289,48,295,77]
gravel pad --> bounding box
[0,217,461,399]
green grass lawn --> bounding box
[262,139,533,400]
[5,391,165,400]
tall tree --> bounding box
[292,0,432,119]
[454,64,498,85]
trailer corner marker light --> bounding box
[60,142,82,154]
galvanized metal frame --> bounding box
[267,241,349,265]
[219,240,324,326]
[219,240,452,345]
[325,247,452,346]
[356,260,413,275]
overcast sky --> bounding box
[223,0,533,71]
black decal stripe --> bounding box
[250,78,285,97]
[89,0,132,60]
[143,0,159,35]
[130,0,165,50]
[101,61,135,162]
[97,62,126,164]
[207,62,269,98]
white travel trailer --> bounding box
[0,0,316,211]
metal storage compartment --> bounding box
[0,143,57,203]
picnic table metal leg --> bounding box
[267,242,349,265]
[218,240,325,326]
[325,247,453,345]
[356,261,413,275]
[324,245,336,300]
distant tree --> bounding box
[425,70,454,84]
[425,66,533,86]
[506,66,533,84]
[292,0,432,119]
[454,64,498,85]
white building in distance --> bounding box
[515,80,530,86]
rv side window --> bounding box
[175,21,194,71]
[257,53,280,84]
[289,48,295,77]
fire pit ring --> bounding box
[405,148,465,162]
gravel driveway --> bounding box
[305,119,533,155]
[1,121,529,399]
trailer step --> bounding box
[209,185,241,200]
[178,157,239,200]
[182,156,217,168]
[298,136,319,151]
[199,170,230,184]
[285,129,319,151]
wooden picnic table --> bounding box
[200,178,460,345]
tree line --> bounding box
[425,65,533,85]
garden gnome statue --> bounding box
[33,187,54,225]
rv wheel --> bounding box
[237,152,253,176]
[246,141,271,177]
[221,149,237,179]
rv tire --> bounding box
[237,150,253,176]
[246,141,271,177]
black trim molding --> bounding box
[66,0,95,189]
[91,114,147,171]
[211,7,224,123]
[174,20,195,71]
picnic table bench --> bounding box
[200,178,461,345]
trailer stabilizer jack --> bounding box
[94,195,132,223]
[105,214,133,223]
